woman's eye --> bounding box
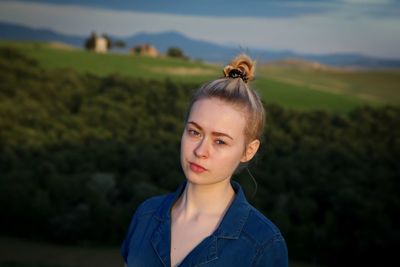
[188,129,200,136]
[215,139,226,145]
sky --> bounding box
[0,0,400,59]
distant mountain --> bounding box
[1,21,400,68]
[0,21,85,47]
[119,31,238,63]
[112,31,400,69]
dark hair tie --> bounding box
[228,69,248,82]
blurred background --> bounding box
[0,0,399,266]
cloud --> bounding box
[1,0,400,58]
[14,0,332,18]
[15,0,400,18]
[342,0,394,4]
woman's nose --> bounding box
[194,138,210,158]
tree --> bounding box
[84,32,96,50]
[166,47,187,59]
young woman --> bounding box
[121,54,288,267]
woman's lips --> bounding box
[189,162,207,173]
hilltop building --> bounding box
[93,36,108,53]
[85,32,109,53]
[131,43,158,57]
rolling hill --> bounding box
[1,21,400,68]
[2,41,399,113]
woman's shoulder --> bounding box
[242,205,285,247]
[243,206,288,266]
[134,192,174,218]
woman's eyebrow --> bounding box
[187,121,233,140]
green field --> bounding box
[258,61,400,106]
[2,41,399,113]
[2,41,219,83]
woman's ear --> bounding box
[241,139,260,163]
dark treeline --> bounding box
[0,46,399,266]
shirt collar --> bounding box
[154,180,251,239]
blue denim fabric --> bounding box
[121,181,288,267]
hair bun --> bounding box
[223,54,255,83]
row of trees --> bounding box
[0,46,399,266]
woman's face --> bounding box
[180,98,255,186]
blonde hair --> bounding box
[187,54,265,145]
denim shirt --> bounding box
[121,181,288,267]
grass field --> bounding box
[2,41,399,113]
[2,41,219,84]
[255,77,367,112]
[258,61,400,105]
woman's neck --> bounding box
[173,180,235,219]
